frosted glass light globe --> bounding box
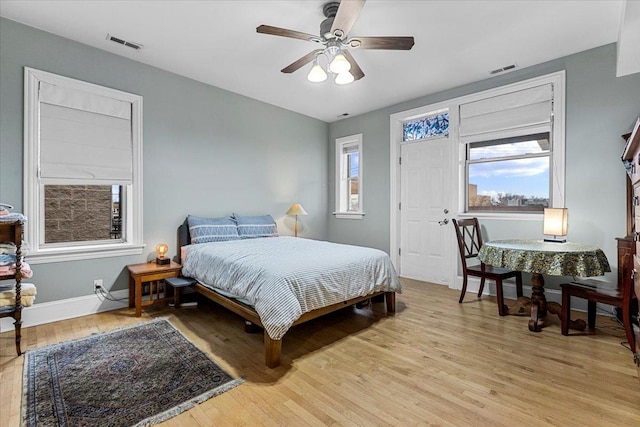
[307,62,327,82]
[329,53,351,74]
[335,71,355,85]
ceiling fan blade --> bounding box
[348,36,415,50]
[257,25,318,42]
[330,0,366,39]
[281,49,324,74]
[343,50,365,80]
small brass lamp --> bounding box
[286,203,308,237]
[155,243,170,265]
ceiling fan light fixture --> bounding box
[257,0,414,84]
[335,71,354,85]
[307,59,328,82]
[329,52,351,74]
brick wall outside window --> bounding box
[44,185,112,243]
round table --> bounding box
[478,239,611,332]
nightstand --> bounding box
[127,261,182,317]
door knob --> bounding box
[438,219,449,226]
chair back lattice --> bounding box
[452,218,483,265]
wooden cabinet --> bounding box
[621,117,640,366]
[0,219,24,355]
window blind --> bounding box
[459,84,553,144]
[38,82,133,183]
[342,144,359,154]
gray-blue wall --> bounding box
[328,43,640,287]
[0,18,329,303]
[2,15,639,305]
[328,44,640,287]
[328,44,640,254]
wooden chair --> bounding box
[452,218,523,316]
[560,253,638,363]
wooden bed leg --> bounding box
[385,292,396,313]
[264,331,282,368]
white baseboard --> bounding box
[0,289,129,332]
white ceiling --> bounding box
[0,0,636,122]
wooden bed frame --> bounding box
[177,220,396,368]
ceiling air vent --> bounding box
[489,63,518,75]
[106,34,143,50]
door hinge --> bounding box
[399,157,402,165]
[399,248,401,256]
[399,202,401,210]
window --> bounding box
[334,134,364,219]
[458,77,564,215]
[403,111,449,142]
[24,67,144,263]
[467,133,550,212]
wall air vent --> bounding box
[489,63,518,75]
[106,34,143,50]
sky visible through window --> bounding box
[469,139,549,202]
[112,185,120,202]
[349,152,359,178]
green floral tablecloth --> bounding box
[478,239,611,277]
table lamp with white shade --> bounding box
[286,203,308,237]
[543,208,568,243]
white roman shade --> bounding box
[38,82,133,183]
[342,144,359,154]
[459,83,553,144]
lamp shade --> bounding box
[307,60,328,83]
[329,53,351,74]
[286,203,308,216]
[543,208,568,241]
[335,71,355,85]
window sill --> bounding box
[27,243,146,264]
[333,212,365,220]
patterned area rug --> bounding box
[22,319,242,426]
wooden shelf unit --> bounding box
[0,219,24,356]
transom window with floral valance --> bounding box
[402,111,449,142]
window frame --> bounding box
[390,71,566,270]
[334,133,364,219]
[23,67,144,263]
[456,72,565,220]
[465,132,552,213]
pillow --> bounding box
[233,214,278,239]
[187,215,239,244]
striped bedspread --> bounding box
[181,237,401,340]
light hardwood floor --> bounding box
[1,279,638,426]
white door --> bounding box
[400,138,451,284]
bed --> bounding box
[177,215,401,368]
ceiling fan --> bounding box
[256,0,415,84]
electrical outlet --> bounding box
[93,279,103,290]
